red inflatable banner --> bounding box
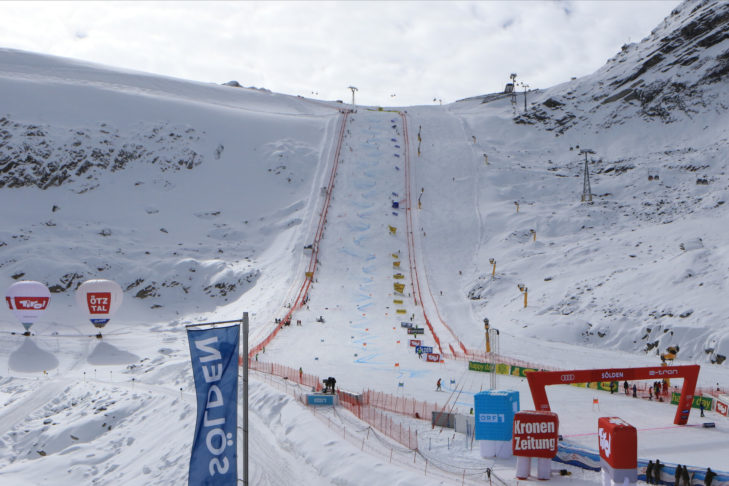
[598,417,637,469]
[512,411,559,458]
[525,365,699,425]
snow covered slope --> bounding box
[1,0,729,484]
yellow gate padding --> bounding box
[393,283,405,293]
[393,299,403,304]
[396,309,407,314]
[393,261,401,268]
[388,225,397,235]
[393,273,405,279]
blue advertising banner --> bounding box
[474,390,520,441]
[187,324,239,486]
[306,394,336,406]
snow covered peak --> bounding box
[516,0,729,133]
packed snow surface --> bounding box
[1,1,729,483]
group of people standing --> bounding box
[610,380,668,400]
[646,461,717,486]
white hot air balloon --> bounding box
[76,279,123,331]
[5,280,51,334]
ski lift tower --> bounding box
[348,86,358,111]
[580,148,594,203]
[509,73,518,105]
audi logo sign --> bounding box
[560,374,575,382]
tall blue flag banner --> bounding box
[187,324,239,486]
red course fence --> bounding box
[249,109,350,359]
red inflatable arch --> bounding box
[525,365,700,425]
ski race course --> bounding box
[2,32,729,482]
[256,107,729,484]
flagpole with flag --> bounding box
[241,312,248,486]
[186,318,242,486]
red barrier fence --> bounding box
[249,110,350,359]
[337,390,419,450]
[249,359,322,392]
[363,389,440,420]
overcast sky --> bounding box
[1,1,681,106]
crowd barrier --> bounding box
[249,359,322,392]
[555,442,729,486]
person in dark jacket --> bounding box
[633,384,638,397]
[675,465,683,486]
[624,380,629,395]
[705,468,716,486]
[647,461,654,484]
[655,460,663,484]
[681,466,691,486]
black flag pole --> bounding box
[241,312,249,486]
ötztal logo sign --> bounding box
[87,292,111,314]
[512,412,559,459]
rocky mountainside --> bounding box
[516,0,729,133]
[0,116,206,192]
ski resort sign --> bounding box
[187,324,239,486]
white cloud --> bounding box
[0,0,681,105]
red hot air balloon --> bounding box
[5,281,51,334]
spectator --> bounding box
[681,466,691,486]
